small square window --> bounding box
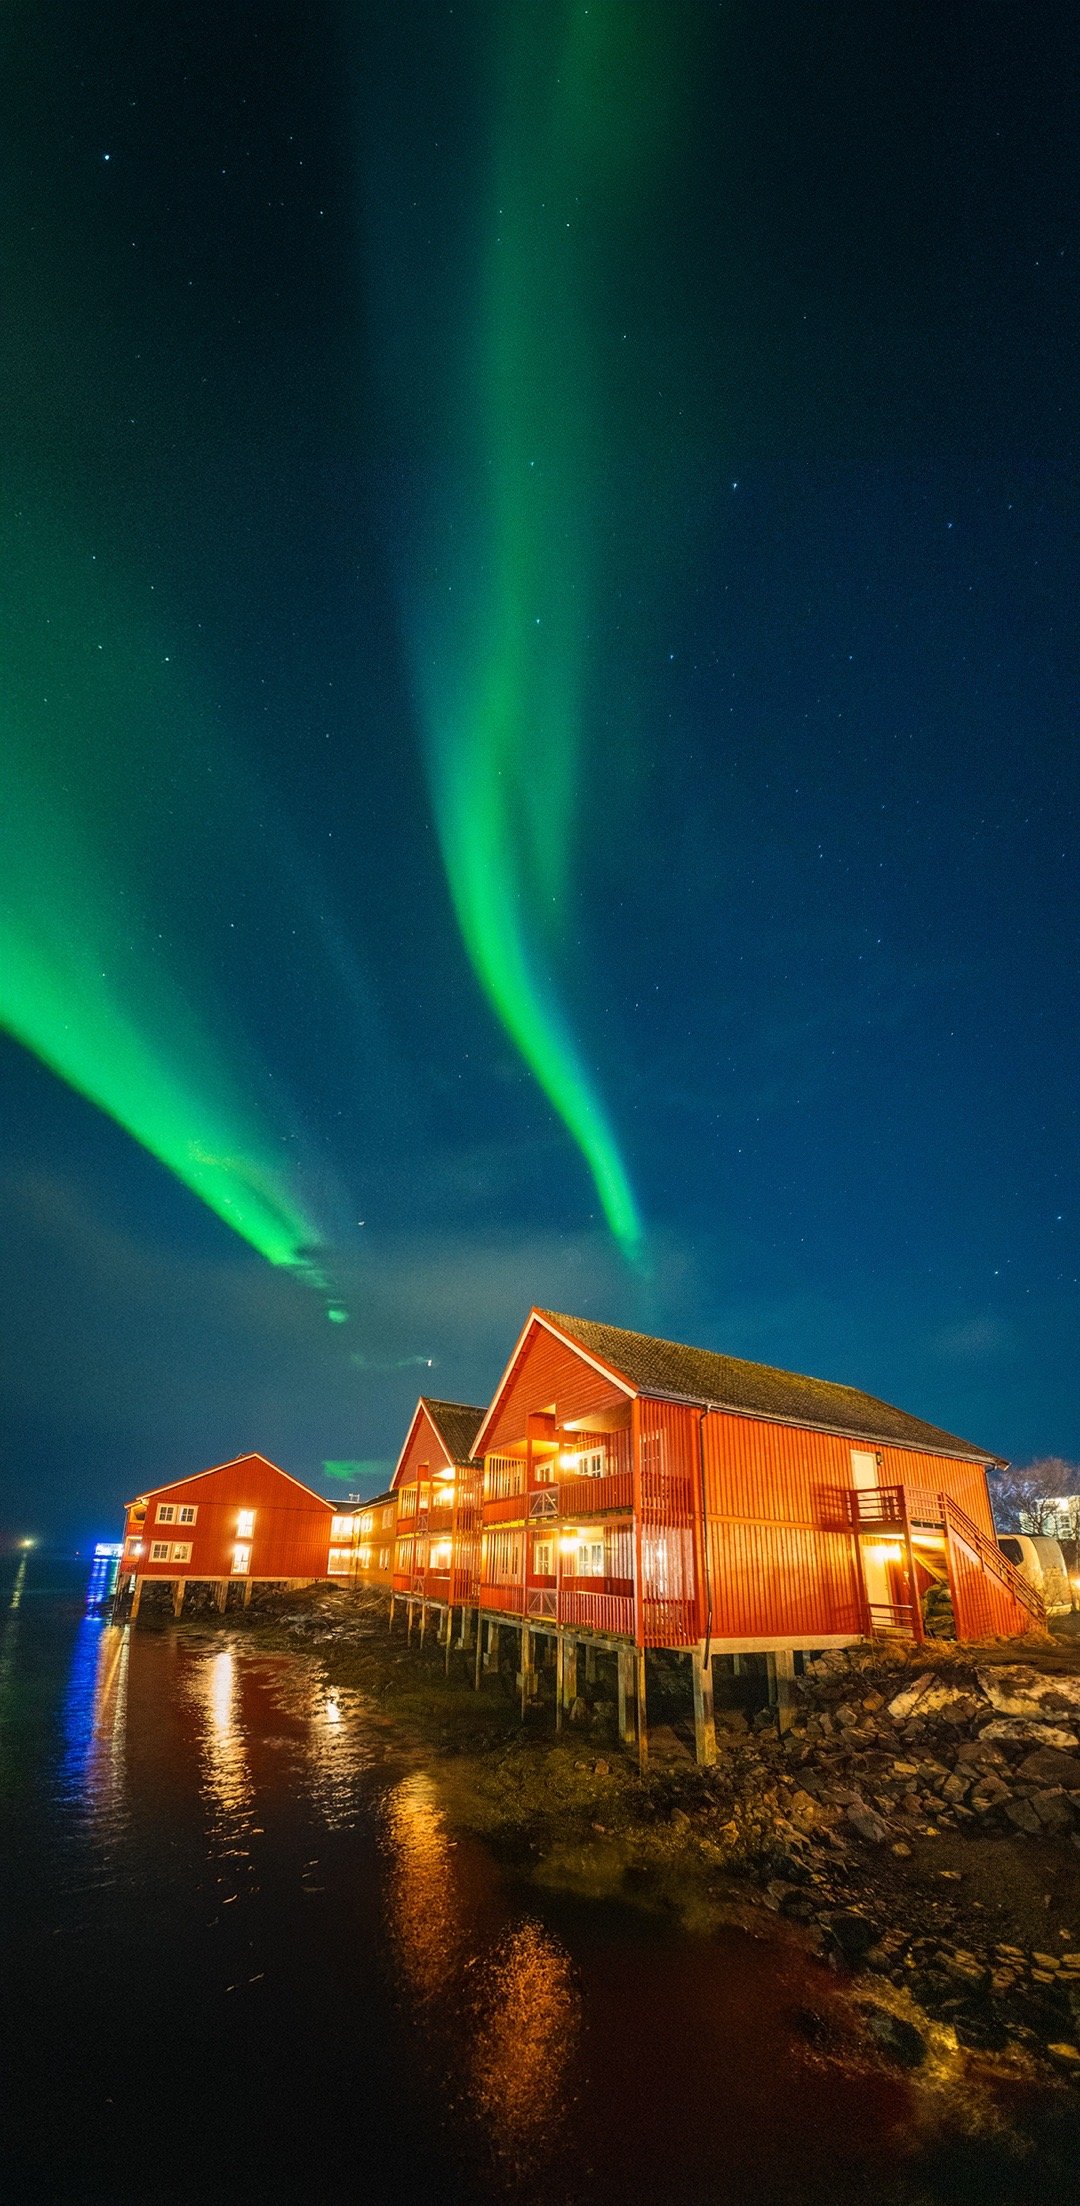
[150,1541,170,1562]
[170,1542,192,1563]
[156,1504,176,1524]
[178,1505,197,1525]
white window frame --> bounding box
[156,1503,176,1524]
[532,1537,554,1578]
[178,1504,197,1526]
[231,1543,251,1577]
[149,1540,170,1562]
[235,1508,256,1540]
[169,1541,192,1563]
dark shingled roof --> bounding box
[537,1311,1003,1465]
[421,1398,484,1467]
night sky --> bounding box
[2,2,1077,1547]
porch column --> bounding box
[172,1578,186,1619]
[766,1650,796,1733]
[691,1648,717,1766]
[617,1649,636,1749]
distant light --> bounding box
[94,1541,123,1559]
[19,1537,35,1551]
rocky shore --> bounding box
[176,1582,1080,2096]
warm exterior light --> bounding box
[866,1542,904,1563]
[559,1451,580,1471]
[559,1533,580,1554]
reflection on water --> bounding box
[380,1769,578,2188]
[303,1683,378,1831]
[197,1645,255,1845]
[470,1922,578,2182]
[55,1564,130,1869]
[0,1555,28,1739]
[381,1768,465,2003]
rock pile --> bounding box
[712,1646,1080,2071]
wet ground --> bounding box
[1,1556,1077,2204]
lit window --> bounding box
[156,1504,176,1524]
[178,1505,197,1525]
[360,1513,373,1536]
[231,1543,251,1576]
[170,1542,192,1563]
[150,1541,170,1562]
[331,1514,355,1540]
[356,1545,371,1568]
[236,1509,255,1539]
[125,1536,143,1556]
[532,1538,554,1578]
[327,1547,352,1574]
[378,1547,390,1570]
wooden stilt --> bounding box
[584,1642,598,1685]
[635,1650,649,1774]
[474,1619,484,1689]
[484,1621,501,1673]
[732,1653,744,1677]
[242,1580,252,1609]
[456,1606,474,1650]
[406,1599,414,1642]
[555,1634,565,1732]
[562,1637,579,1713]
[444,1607,453,1674]
[617,1649,636,1748]
[172,1578,186,1618]
[769,1649,796,1733]
[691,1647,717,1766]
[419,1601,428,1646]
[388,1594,396,1633]
[130,1575,143,1621]
[517,1623,535,1720]
[215,1580,228,1613]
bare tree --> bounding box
[990,1458,1080,1536]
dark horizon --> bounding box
[2,2,1077,1548]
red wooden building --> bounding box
[389,1398,484,1655]
[115,1453,337,1617]
[467,1308,1041,1764]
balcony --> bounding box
[484,1491,527,1526]
[559,1468,633,1518]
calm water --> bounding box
[0,1556,1066,2206]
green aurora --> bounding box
[389,4,683,1259]
[0,510,335,1303]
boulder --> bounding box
[861,2003,927,2067]
[979,1718,1079,1751]
[847,1803,889,1844]
[1004,1797,1042,1835]
[1015,1747,1080,1791]
[978,1667,1080,1722]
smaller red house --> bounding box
[115,1452,335,1617]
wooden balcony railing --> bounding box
[642,1596,698,1648]
[558,1588,634,1638]
[483,1492,528,1526]
[559,1469,633,1518]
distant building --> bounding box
[324,1490,398,1588]
[115,1452,335,1616]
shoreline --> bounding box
[131,1583,1080,2133]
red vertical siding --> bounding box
[879,1445,996,1538]
[124,1456,333,1580]
[483,1323,629,1452]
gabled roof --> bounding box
[125,1452,334,1510]
[422,1398,484,1467]
[475,1309,1004,1466]
[392,1398,484,1487]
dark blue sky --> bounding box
[2,2,1077,1546]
